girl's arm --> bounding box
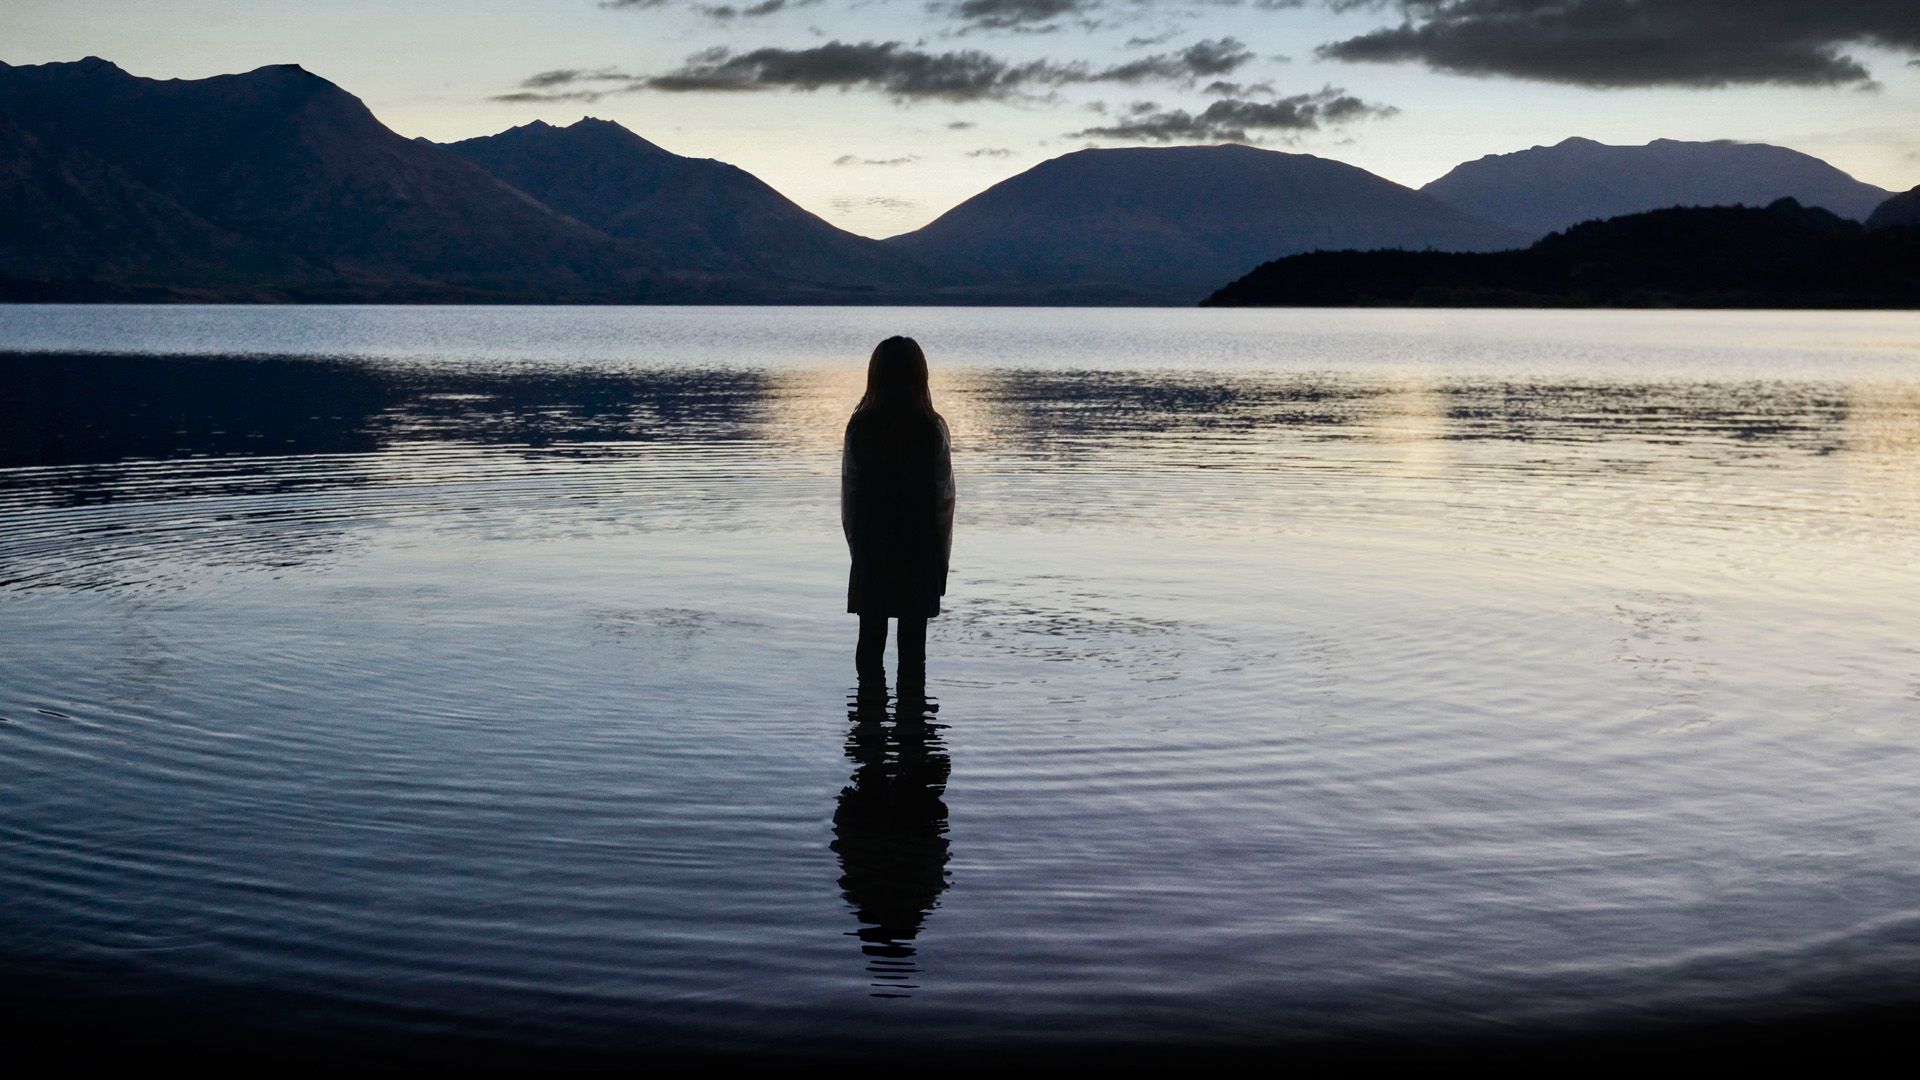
[935,418,956,580]
[841,425,858,546]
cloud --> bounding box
[1202,78,1275,96]
[1069,87,1396,141]
[643,40,1043,98]
[699,0,817,18]
[1097,37,1254,80]
[946,120,979,129]
[1318,0,1920,88]
[614,36,1258,101]
[940,0,1305,33]
[966,146,1016,156]
[831,195,918,211]
[833,153,923,165]
[948,0,1092,31]
[491,67,640,102]
[493,90,600,102]
[600,0,816,16]
[521,68,613,88]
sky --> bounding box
[7,1,1920,237]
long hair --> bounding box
[854,336,939,420]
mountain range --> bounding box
[1421,136,1893,241]
[884,144,1524,303]
[3,57,1915,306]
[1202,199,1920,309]
[443,118,941,297]
[0,57,655,302]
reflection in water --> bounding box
[832,689,951,998]
[0,354,778,474]
[0,356,784,590]
[4,353,1893,477]
[4,350,1917,594]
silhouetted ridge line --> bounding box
[1866,186,1920,231]
[1201,199,1920,309]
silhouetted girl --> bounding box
[842,336,956,693]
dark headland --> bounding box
[1203,199,1920,309]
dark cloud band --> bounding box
[1318,0,1920,88]
[951,0,1093,31]
[584,1,1920,96]
[645,41,1035,98]
[501,36,1256,102]
[1071,88,1395,141]
[601,0,816,17]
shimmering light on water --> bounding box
[2,306,1919,1057]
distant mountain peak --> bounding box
[1024,143,1348,183]
[885,141,1521,302]
[1424,136,1890,237]
[479,115,672,157]
[0,53,657,302]
[1057,142,1281,161]
[1651,136,1740,147]
[22,55,134,79]
[443,115,936,291]
[246,62,320,79]
[1539,136,1743,154]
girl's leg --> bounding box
[856,613,889,683]
[895,616,927,689]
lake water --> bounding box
[3,305,1919,1061]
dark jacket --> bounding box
[842,404,956,617]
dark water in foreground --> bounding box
[2,306,1919,1060]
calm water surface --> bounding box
[3,306,1919,1057]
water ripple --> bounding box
[3,308,1920,1056]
